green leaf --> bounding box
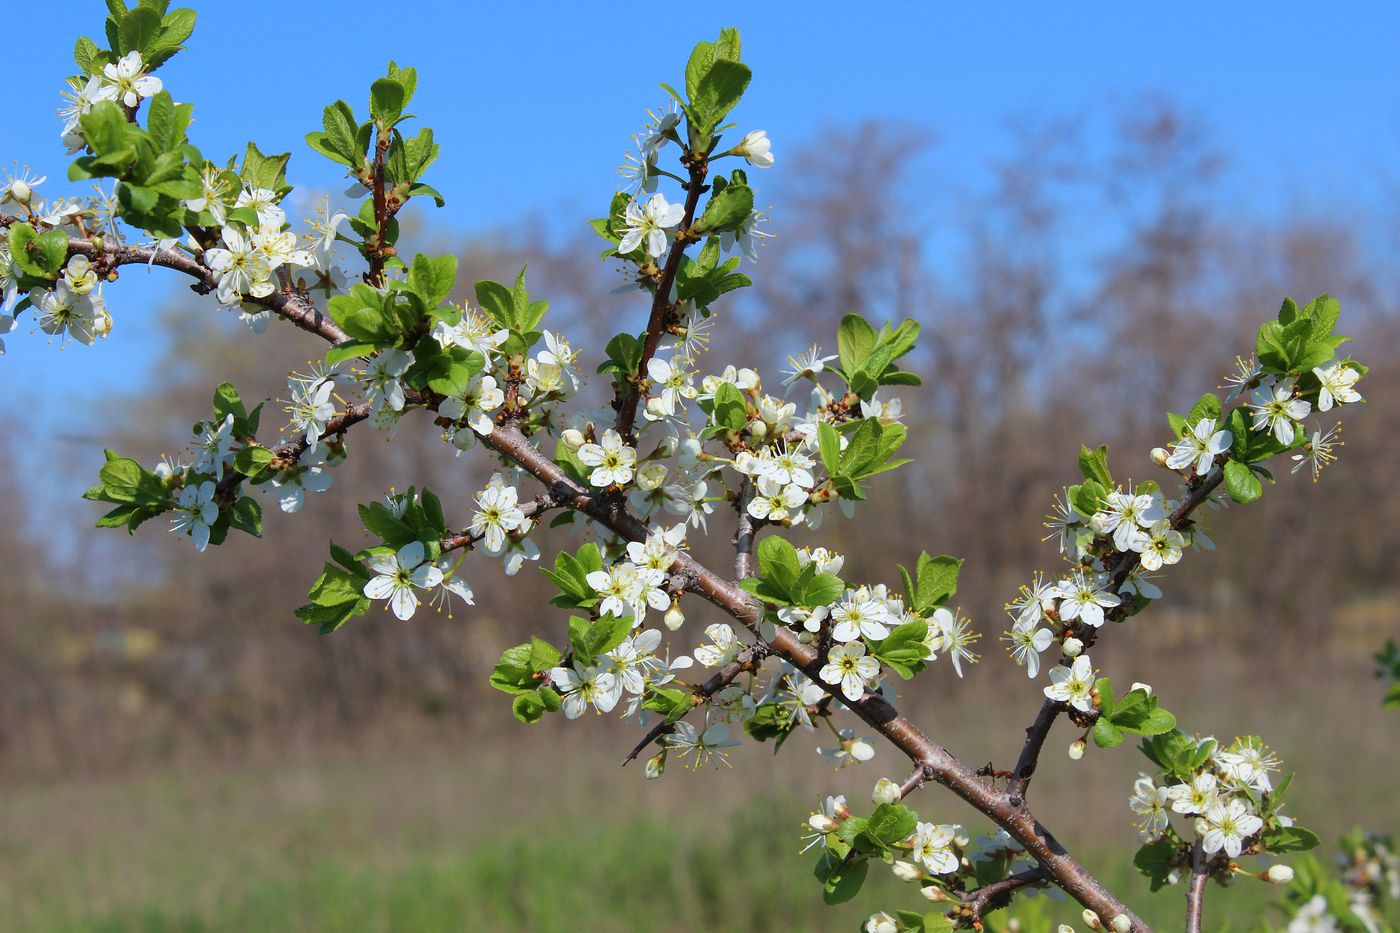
[816,422,840,475]
[370,76,406,126]
[74,36,104,75]
[239,141,291,192]
[712,381,747,431]
[145,7,197,68]
[1134,840,1180,892]
[327,285,396,345]
[642,687,693,724]
[814,850,867,905]
[511,690,550,723]
[407,252,457,309]
[228,495,262,537]
[232,445,275,476]
[1185,392,1222,430]
[693,183,753,235]
[568,614,631,668]
[356,502,416,547]
[324,100,360,161]
[1076,444,1112,488]
[909,553,962,613]
[692,59,751,138]
[117,5,161,56]
[1093,718,1126,748]
[837,314,877,379]
[871,619,929,679]
[1262,826,1320,853]
[1223,459,1262,504]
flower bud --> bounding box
[1068,738,1086,760]
[1150,447,1170,468]
[920,884,949,902]
[747,419,767,439]
[866,912,898,933]
[798,630,814,645]
[652,434,679,458]
[560,428,585,449]
[890,859,922,882]
[1111,916,1131,933]
[1266,864,1295,884]
[645,751,666,780]
[636,461,668,491]
[1082,909,1103,930]
[872,778,902,805]
[808,813,838,833]
[645,396,668,420]
[1058,925,1077,933]
[9,180,32,206]
[1063,636,1084,657]
[663,604,686,631]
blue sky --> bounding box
[3,1,1399,438]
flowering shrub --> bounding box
[2,4,1388,930]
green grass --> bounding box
[0,745,1353,933]
[4,659,1395,932]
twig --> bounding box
[1006,464,1228,800]
[960,867,1050,924]
[1185,841,1208,933]
[620,643,768,765]
[733,476,758,581]
[614,155,708,440]
[0,211,351,345]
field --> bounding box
[4,652,1393,932]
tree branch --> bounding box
[1185,840,1208,933]
[44,212,1153,927]
[0,211,351,345]
[614,156,708,440]
[1007,464,1227,800]
[620,642,768,765]
[480,421,1151,932]
[959,867,1050,924]
[733,476,758,581]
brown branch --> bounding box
[480,421,1150,932]
[441,494,558,553]
[1185,841,1208,933]
[620,642,768,765]
[733,476,758,581]
[1007,464,1228,800]
[614,155,708,440]
[366,127,392,286]
[39,209,1158,926]
[0,211,351,345]
[959,867,1050,924]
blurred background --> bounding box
[2,2,1398,930]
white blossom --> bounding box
[819,641,879,701]
[363,541,443,621]
[618,193,685,258]
[578,429,637,487]
[1166,418,1232,477]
